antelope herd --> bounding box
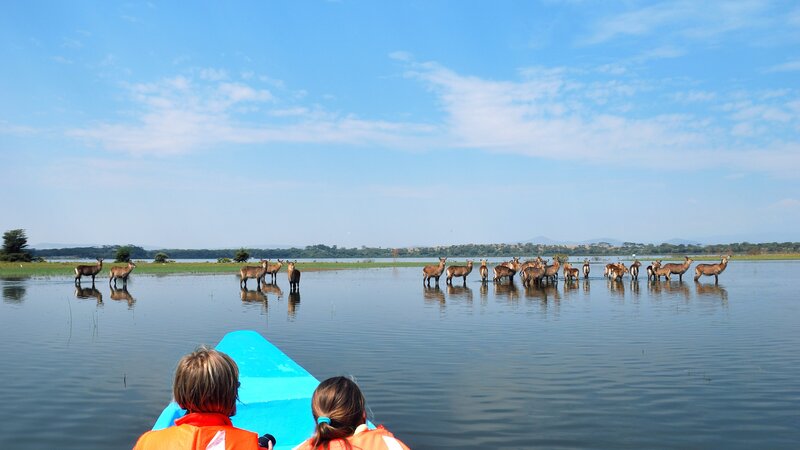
[422,254,732,287]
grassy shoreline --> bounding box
[1,254,798,277]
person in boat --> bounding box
[133,347,274,450]
[295,376,410,450]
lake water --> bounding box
[1,261,798,449]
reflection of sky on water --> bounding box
[0,261,798,449]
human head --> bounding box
[311,376,367,447]
[173,346,239,416]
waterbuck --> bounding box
[583,259,590,279]
[608,264,628,281]
[493,264,516,283]
[446,260,473,285]
[287,261,301,293]
[661,256,694,282]
[653,263,672,281]
[694,255,730,283]
[479,259,489,283]
[240,259,269,289]
[544,259,560,282]
[521,266,545,287]
[629,260,642,281]
[563,263,580,281]
[109,261,136,287]
[423,257,447,286]
[75,258,103,286]
[266,259,284,283]
[646,260,661,281]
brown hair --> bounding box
[173,346,239,417]
[310,376,367,450]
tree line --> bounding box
[25,240,800,261]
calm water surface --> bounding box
[1,261,798,449]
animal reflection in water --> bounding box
[695,283,729,302]
[75,286,103,304]
[648,279,691,300]
[607,278,626,296]
[260,281,284,300]
[110,286,135,307]
[423,286,445,305]
[523,283,560,302]
[287,292,300,319]
[446,284,473,302]
[494,282,519,302]
[240,287,268,303]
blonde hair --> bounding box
[311,376,366,450]
[173,346,239,416]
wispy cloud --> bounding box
[68,74,436,155]
[582,1,777,45]
[402,58,800,176]
[764,59,800,73]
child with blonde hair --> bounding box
[134,347,274,450]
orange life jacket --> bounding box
[293,425,410,450]
[134,412,261,450]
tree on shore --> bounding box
[154,252,169,263]
[234,248,250,263]
[1,229,32,262]
[115,246,131,262]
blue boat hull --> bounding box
[152,330,320,449]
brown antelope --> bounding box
[653,263,672,281]
[266,259,284,283]
[500,257,521,272]
[629,260,642,281]
[479,259,488,283]
[563,263,580,281]
[423,257,447,286]
[521,266,545,287]
[694,255,730,283]
[240,259,269,288]
[608,264,628,281]
[446,260,473,285]
[287,261,301,293]
[75,258,103,285]
[493,264,516,283]
[583,259,590,279]
[662,256,694,282]
[646,260,661,281]
[109,261,136,287]
[544,259,560,282]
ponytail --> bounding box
[310,377,366,450]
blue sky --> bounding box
[1,1,799,249]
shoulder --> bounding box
[351,427,411,450]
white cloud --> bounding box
[764,60,800,73]
[68,75,436,155]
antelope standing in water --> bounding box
[521,266,545,287]
[662,256,694,282]
[629,260,642,281]
[653,263,672,281]
[544,259,560,282]
[583,259,590,279]
[608,263,628,281]
[646,260,661,281]
[563,263,580,281]
[240,259,269,288]
[266,259,284,283]
[479,259,488,283]
[493,264,516,283]
[75,258,103,286]
[423,257,447,286]
[694,255,730,283]
[446,260,473,285]
[109,261,136,287]
[287,261,301,293]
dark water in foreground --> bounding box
[1,262,798,449]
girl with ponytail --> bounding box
[295,376,410,450]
